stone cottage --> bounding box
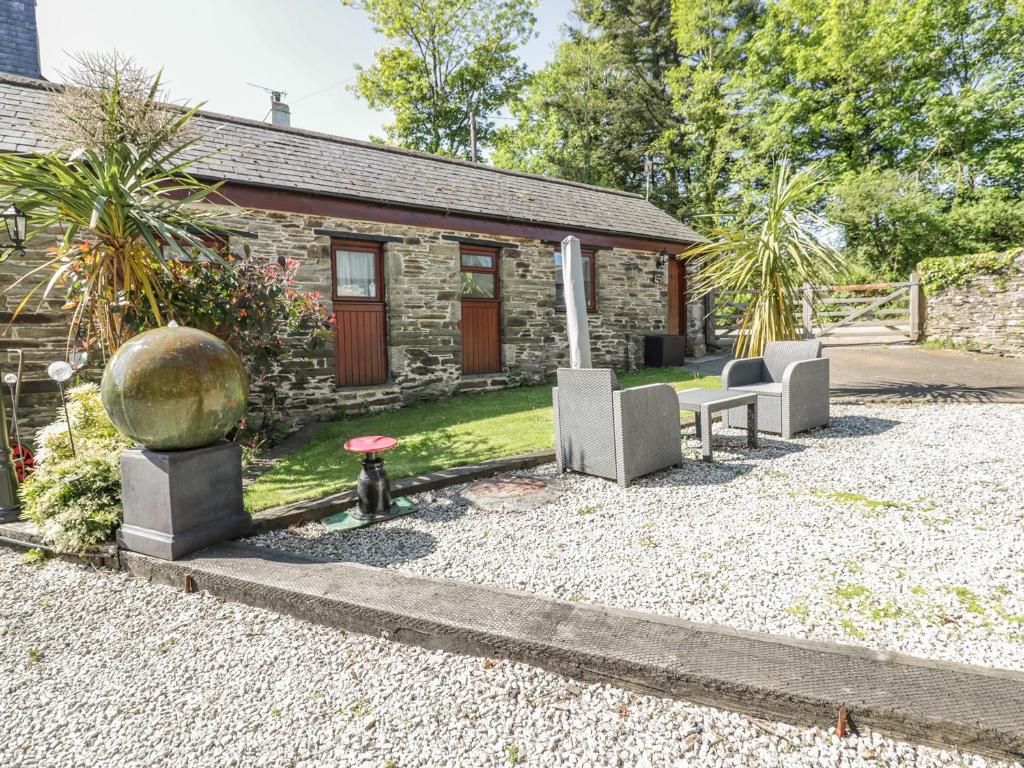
[0,70,705,431]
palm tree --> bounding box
[0,54,229,357]
[687,161,846,357]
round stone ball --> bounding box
[101,326,249,451]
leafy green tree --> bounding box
[946,189,1024,254]
[495,0,762,224]
[491,35,616,185]
[495,2,690,211]
[744,0,1024,191]
[342,0,536,159]
[825,168,953,278]
[668,0,763,219]
[572,0,687,213]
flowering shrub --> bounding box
[125,251,335,444]
[21,384,134,552]
[150,253,334,379]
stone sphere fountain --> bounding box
[102,325,251,560]
[101,326,248,451]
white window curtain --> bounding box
[335,250,376,298]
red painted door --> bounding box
[460,245,502,374]
[332,239,389,386]
[667,257,687,336]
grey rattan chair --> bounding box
[721,340,830,438]
[553,368,683,486]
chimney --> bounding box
[0,0,42,79]
[270,91,290,127]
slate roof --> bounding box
[0,74,703,245]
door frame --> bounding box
[667,257,687,336]
[330,237,389,386]
[459,244,502,374]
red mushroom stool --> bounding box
[344,435,399,520]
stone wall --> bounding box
[923,252,1024,357]
[1,204,705,434]
[0,222,77,432]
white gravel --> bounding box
[1,549,1017,768]
[250,403,1024,672]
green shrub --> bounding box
[918,249,1021,294]
[20,383,133,552]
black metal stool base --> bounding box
[356,453,392,518]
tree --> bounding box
[688,162,846,357]
[667,0,763,219]
[743,0,1024,191]
[495,0,762,224]
[0,54,227,357]
[491,34,616,185]
[825,168,952,278]
[342,0,536,159]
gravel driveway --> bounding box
[251,403,1024,672]
[2,549,1017,768]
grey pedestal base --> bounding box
[118,440,249,561]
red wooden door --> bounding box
[334,302,388,385]
[332,239,389,386]
[460,245,502,374]
[667,257,687,336]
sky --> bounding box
[35,0,575,140]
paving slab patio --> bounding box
[122,541,1024,762]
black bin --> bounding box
[644,334,686,367]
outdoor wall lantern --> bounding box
[1,203,28,254]
[652,249,670,283]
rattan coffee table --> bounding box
[677,388,758,462]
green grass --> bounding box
[244,368,718,512]
[918,337,974,352]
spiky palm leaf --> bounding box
[0,68,229,356]
[687,162,846,358]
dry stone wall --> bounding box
[1,204,705,433]
[924,251,1024,357]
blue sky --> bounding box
[36,0,575,140]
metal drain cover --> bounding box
[461,475,563,512]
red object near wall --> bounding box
[331,239,389,386]
[460,245,502,374]
[334,301,388,386]
[461,300,501,374]
[667,258,688,336]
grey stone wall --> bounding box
[0,222,75,432]
[924,252,1024,357]
[1,205,705,434]
[0,0,41,79]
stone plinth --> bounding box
[118,440,249,560]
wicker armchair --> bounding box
[721,340,830,438]
[553,368,683,486]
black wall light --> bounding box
[1,203,28,254]
[653,249,670,283]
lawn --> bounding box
[244,368,719,511]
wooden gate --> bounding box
[708,273,923,348]
[459,245,502,374]
[805,273,922,344]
